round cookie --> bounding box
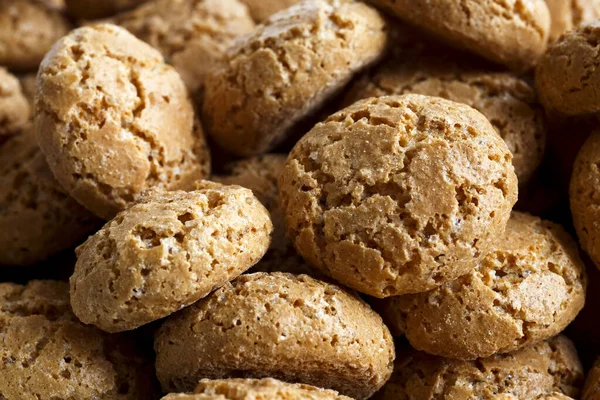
[108,0,255,93]
[154,272,395,399]
[571,131,600,270]
[0,0,71,71]
[0,68,30,137]
[214,155,316,276]
[381,212,586,360]
[279,94,518,298]
[365,0,550,71]
[0,124,100,266]
[35,24,211,220]
[65,0,149,19]
[546,0,600,43]
[70,183,272,332]
[0,280,160,400]
[202,0,388,156]
[345,55,546,185]
[583,358,600,400]
[536,21,600,115]
[372,335,584,399]
[240,0,301,22]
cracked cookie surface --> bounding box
[372,335,584,400]
[0,124,100,266]
[537,21,600,115]
[202,0,388,156]
[345,54,546,185]
[0,68,30,137]
[545,0,600,43]
[366,0,550,71]
[0,280,160,400]
[108,0,255,93]
[70,183,272,333]
[154,272,395,399]
[279,94,518,298]
[65,0,149,19]
[36,24,211,220]
[240,0,301,22]
[0,0,71,71]
[381,212,586,360]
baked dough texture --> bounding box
[0,280,160,400]
[381,212,586,360]
[202,0,388,156]
[583,357,600,400]
[154,272,395,399]
[0,67,31,136]
[65,0,149,19]
[70,184,272,332]
[279,94,518,298]
[545,0,600,43]
[365,0,550,71]
[36,24,211,220]
[240,0,301,22]
[371,335,584,400]
[108,0,255,93]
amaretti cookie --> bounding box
[545,0,600,43]
[0,68,30,137]
[109,0,255,93]
[0,124,100,266]
[372,335,584,399]
[0,280,160,399]
[240,0,301,22]
[366,0,550,71]
[571,131,600,269]
[155,272,395,399]
[537,21,600,115]
[36,24,211,220]
[65,0,149,19]
[345,55,546,185]
[202,0,388,156]
[70,184,272,333]
[279,94,518,298]
[382,212,586,360]
[583,358,600,400]
[0,0,70,71]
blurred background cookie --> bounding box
[65,0,149,19]
[545,0,600,43]
[0,67,30,137]
[240,0,300,22]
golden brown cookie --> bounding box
[36,24,211,220]
[372,335,584,399]
[545,0,600,43]
[65,0,148,19]
[536,22,600,115]
[0,0,71,71]
[366,0,550,71]
[0,68,30,137]
[202,0,388,156]
[108,0,255,93]
[0,124,100,266]
[279,94,518,298]
[345,55,546,185]
[70,183,272,332]
[0,280,160,400]
[18,73,37,109]
[583,358,600,400]
[155,272,395,399]
[571,131,600,270]
[240,0,300,22]
[382,212,586,360]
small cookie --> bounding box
[0,68,30,136]
[366,0,550,71]
[155,272,395,399]
[345,54,546,185]
[36,24,211,220]
[279,94,518,298]
[571,131,600,269]
[372,335,583,399]
[109,0,255,93]
[583,358,600,400]
[0,124,100,266]
[382,212,586,360]
[0,0,70,71]
[240,0,301,22]
[202,0,388,156]
[0,280,160,399]
[65,0,148,19]
[546,0,600,43]
[536,22,600,115]
[70,184,272,332]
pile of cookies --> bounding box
[2,0,600,399]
